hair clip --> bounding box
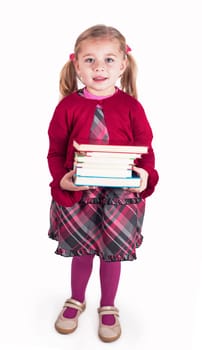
[126,45,132,53]
[69,53,75,61]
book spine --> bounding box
[75,162,133,169]
[75,168,132,178]
[73,140,148,154]
[75,157,136,164]
[74,175,140,187]
[82,152,141,159]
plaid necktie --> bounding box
[89,106,109,143]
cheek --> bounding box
[76,64,88,76]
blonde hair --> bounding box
[60,24,138,99]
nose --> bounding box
[94,60,105,71]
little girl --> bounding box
[47,24,159,342]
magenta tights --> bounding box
[63,255,121,325]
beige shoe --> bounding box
[55,298,86,334]
[98,306,121,342]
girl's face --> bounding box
[74,38,127,96]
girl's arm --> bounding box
[47,104,89,192]
[131,101,159,198]
[47,104,70,189]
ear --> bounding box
[120,59,127,75]
[73,61,80,76]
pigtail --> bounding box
[59,60,78,98]
[120,54,138,99]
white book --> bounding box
[74,162,134,171]
[79,152,141,159]
[74,154,139,165]
[74,175,141,188]
[73,140,148,154]
[76,167,132,178]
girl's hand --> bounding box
[60,170,90,191]
[127,166,149,193]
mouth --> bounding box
[93,76,108,82]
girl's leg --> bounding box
[99,258,121,325]
[63,255,94,318]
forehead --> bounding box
[78,38,121,53]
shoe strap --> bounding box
[98,306,119,316]
[63,298,85,312]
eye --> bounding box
[105,57,114,63]
[84,57,94,63]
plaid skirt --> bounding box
[48,188,146,262]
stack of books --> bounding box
[73,140,148,188]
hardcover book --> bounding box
[73,140,148,154]
[74,173,141,188]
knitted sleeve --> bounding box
[131,100,159,198]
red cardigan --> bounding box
[47,89,159,206]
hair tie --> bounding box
[69,53,75,61]
[126,45,132,53]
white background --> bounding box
[0,0,202,349]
